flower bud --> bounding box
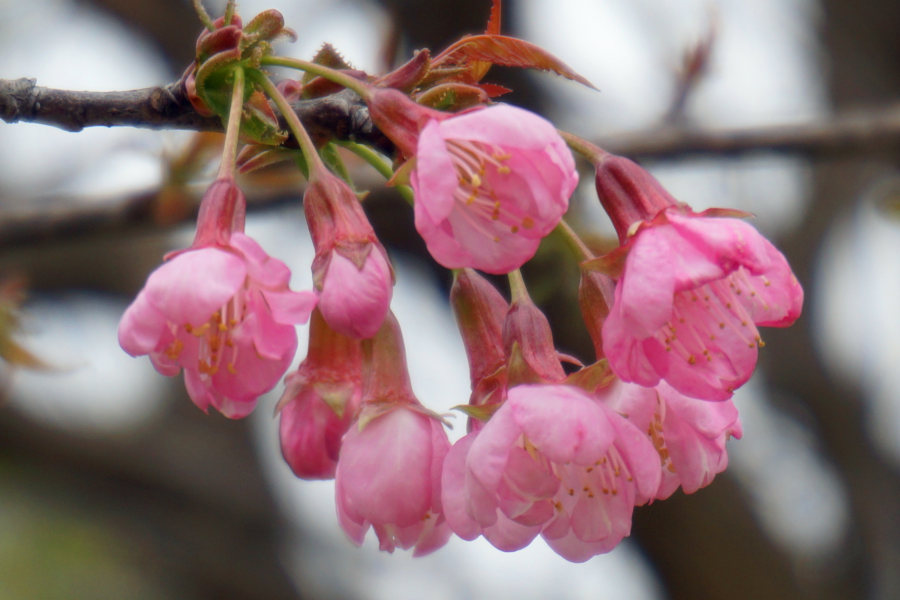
[277,309,362,479]
[593,154,677,244]
[304,168,393,339]
[503,280,565,385]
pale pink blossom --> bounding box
[336,406,452,556]
[601,380,742,499]
[333,312,452,556]
[367,89,578,274]
[318,249,393,340]
[601,208,803,401]
[119,232,317,418]
[442,384,660,562]
[277,310,362,479]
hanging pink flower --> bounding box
[441,384,660,562]
[277,310,362,479]
[336,405,452,556]
[599,208,803,400]
[601,380,742,499]
[304,167,393,339]
[333,312,452,556]
[368,89,579,275]
[118,179,317,418]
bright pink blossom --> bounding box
[304,167,393,339]
[336,406,452,556]
[441,384,660,562]
[278,309,362,479]
[119,232,317,418]
[368,89,578,274]
[601,380,742,499]
[601,208,803,400]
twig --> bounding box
[0,78,391,152]
[602,104,900,159]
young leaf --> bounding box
[435,35,597,90]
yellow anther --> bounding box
[227,362,238,375]
[688,356,696,365]
[497,166,511,175]
[183,323,193,333]
[511,225,519,233]
[522,216,535,229]
[471,173,482,187]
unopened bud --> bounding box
[594,155,677,244]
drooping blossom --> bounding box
[441,384,660,562]
[600,379,742,499]
[118,179,317,418]
[304,165,393,339]
[586,155,803,400]
[277,309,362,479]
[368,89,579,274]
[599,207,803,400]
[334,312,452,556]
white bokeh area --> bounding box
[814,182,900,466]
[8,292,169,433]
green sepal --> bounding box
[564,359,616,395]
[452,403,503,423]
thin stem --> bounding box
[217,67,245,180]
[249,70,325,176]
[192,0,216,31]
[507,269,529,303]
[337,141,393,180]
[223,0,236,26]
[260,57,372,100]
[555,218,595,261]
[337,141,415,205]
[558,129,609,164]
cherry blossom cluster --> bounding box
[117,1,803,562]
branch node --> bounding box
[0,77,37,124]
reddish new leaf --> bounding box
[485,0,502,35]
[376,49,431,92]
[435,35,597,90]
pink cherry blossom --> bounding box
[442,384,660,562]
[410,104,579,274]
[601,380,742,499]
[304,167,393,339]
[336,406,452,556]
[278,310,362,479]
[602,208,803,401]
[119,232,317,418]
[318,248,393,340]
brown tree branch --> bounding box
[0,77,392,152]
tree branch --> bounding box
[602,104,900,159]
[0,77,392,152]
